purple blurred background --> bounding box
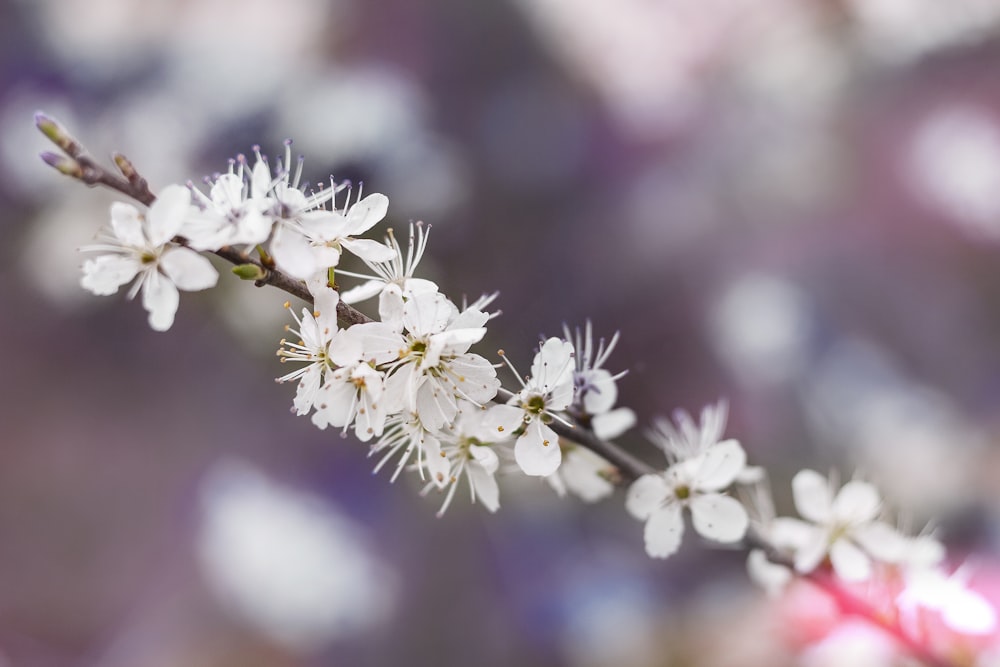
[2,0,1000,665]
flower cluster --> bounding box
[55,118,995,667]
[77,142,636,516]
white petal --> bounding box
[748,549,792,597]
[210,173,242,207]
[80,255,140,295]
[591,407,636,440]
[424,328,486,368]
[514,420,562,477]
[341,237,397,263]
[792,469,833,524]
[251,159,272,199]
[403,277,440,296]
[467,452,500,513]
[141,270,179,331]
[271,225,319,280]
[529,338,575,395]
[689,493,749,543]
[625,474,670,520]
[306,274,341,333]
[832,480,881,524]
[340,280,385,304]
[443,353,500,404]
[692,440,746,491]
[793,527,831,574]
[147,185,191,246]
[830,539,872,581]
[770,517,816,551]
[403,291,456,337]
[160,248,219,291]
[942,589,998,635]
[853,521,906,564]
[109,202,145,246]
[293,365,323,415]
[479,405,523,442]
[311,380,356,429]
[581,369,618,415]
[421,434,451,488]
[345,193,389,234]
[378,283,405,325]
[644,504,684,558]
[559,448,614,503]
[469,444,499,475]
[238,207,273,246]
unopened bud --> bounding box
[40,151,82,178]
[35,112,81,155]
[232,263,266,281]
[112,152,138,180]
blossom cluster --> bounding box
[78,143,633,516]
[66,130,996,665]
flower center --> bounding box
[675,484,691,500]
[524,394,547,415]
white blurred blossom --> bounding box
[197,461,396,651]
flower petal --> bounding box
[692,440,746,491]
[341,237,396,264]
[689,493,749,543]
[830,539,872,582]
[529,337,575,395]
[580,369,617,414]
[793,527,830,574]
[479,404,523,441]
[792,469,833,524]
[644,503,684,558]
[142,270,180,331]
[832,480,881,524]
[340,280,385,305]
[110,202,145,247]
[80,255,140,295]
[591,407,636,440]
[160,248,219,291]
[147,185,191,246]
[853,521,906,564]
[514,420,561,476]
[747,549,792,597]
[625,474,670,520]
[345,193,389,234]
[271,225,319,280]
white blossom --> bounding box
[183,153,273,251]
[780,470,906,582]
[367,289,500,432]
[369,411,452,486]
[563,321,628,417]
[546,444,615,503]
[898,565,998,636]
[338,222,439,305]
[275,291,341,416]
[80,185,218,331]
[422,402,512,516]
[647,399,731,463]
[626,438,749,558]
[270,179,395,280]
[310,322,395,441]
[490,337,577,477]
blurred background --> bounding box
[2,0,1000,665]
